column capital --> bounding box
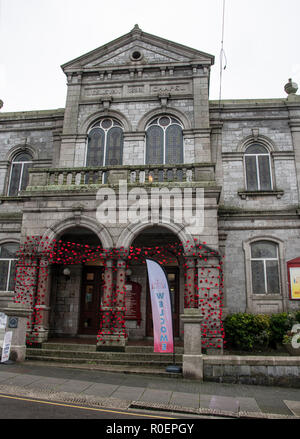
[116,258,127,268]
[114,248,128,260]
[104,258,114,268]
[180,308,204,325]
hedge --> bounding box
[223,311,300,351]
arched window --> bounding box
[86,118,123,167]
[146,116,183,165]
[250,240,280,294]
[8,152,33,196]
[0,243,18,291]
[244,144,272,191]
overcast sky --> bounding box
[0,0,300,112]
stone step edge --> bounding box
[40,344,184,353]
[24,360,183,378]
[26,349,182,359]
[26,355,183,366]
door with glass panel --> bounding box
[79,266,103,335]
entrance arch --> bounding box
[116,219,194,253]
[40,214,113,251]
[49,226,104,338]
[125,225,184,340]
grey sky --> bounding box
[1,0,299,112]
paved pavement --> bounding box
[0,360,300,419]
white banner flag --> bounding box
[146,259,174,353]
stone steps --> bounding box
[26,354,181,368]
[26,348,182,364]
[40,343,97,352]
[24,360,183,378]
[25,343,183,372]
[41,343,184,354]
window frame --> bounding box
[243,237,287,313]
[7,152,33,196]
[85,118,124,168]
[145,116,184,165]
[0,242,18,292]
[244,144,273,191]
[250,241,280,295]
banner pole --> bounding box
[162,266,181,374]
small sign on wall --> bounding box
[287,257,300,300]
[1,331,12,363]
[8,317,18,329]
[124,281,142,326]
[0,313,7,329]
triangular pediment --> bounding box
[62,25,214,72]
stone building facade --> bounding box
[0,25,299,348]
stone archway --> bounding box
[48,226,104,339]
[40,214,113,252]
[116,218,194,253]
[122,224,186,341]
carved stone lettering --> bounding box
[150,84,188,94]
[85,87,122,97]
[128,86,144,94]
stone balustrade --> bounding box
[27,163,216,190]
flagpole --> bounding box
[161,266,181,374]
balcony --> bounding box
[26,163,217,193]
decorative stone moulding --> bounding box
[284,78,298,95]
[238,190,284,200]
[100,96,112,109]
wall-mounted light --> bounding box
[63,267,71,281]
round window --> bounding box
[130,50,143,61]
[101,119,112,129]
[159,116,170,127]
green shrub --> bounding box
[224,311,300,351]
[294,310,300,324]
[224,313,271,351]
[269,313,296,346]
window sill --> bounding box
[0,196,26,203]
[252,294,282,300]
[238,190,284,200]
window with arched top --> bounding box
[8,152,33,196]
[86,118,123,167]
[146,116,183,165]
[0,243,18,291]
[244,144,272,191]
[250,240,280,295]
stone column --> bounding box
[0,302,32,362]
[59,72,82,167]
[197,255,224,354]
[180,308,204,380]
[193,66,212,163]
[30,257,51,344]
[14,253,39,341]
[184,256,196,308]
[114,258,127,347]
[286,94,300,197]
[99,258,114,331]
[97,256,127,351]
